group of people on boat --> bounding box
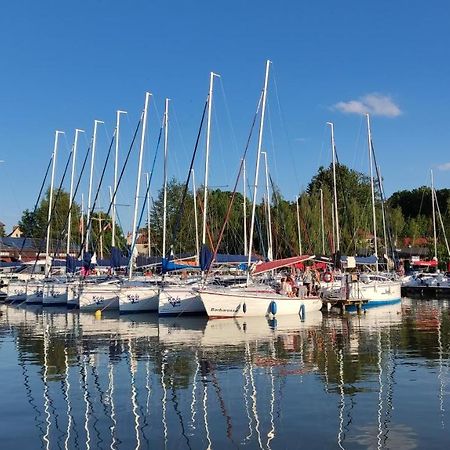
[278,266,321,298]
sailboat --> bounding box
[321,114,401,309]
[118,92,161,313]
[200,61,322,318]
[401,170,450,298]
[158,72,220,317]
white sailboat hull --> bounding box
[6,281,27,302]
[119,285,159,313]
[323,280,402,309]
[43,283,68,306]
[66,282,80,308]
[200,289,322,318]
[158,287,204,316]
[79,284,120,311]
[25,281,44,304]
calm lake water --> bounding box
[0,299,449,449]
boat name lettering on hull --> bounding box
[210,307,240,313]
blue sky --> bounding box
[1,0,449,233]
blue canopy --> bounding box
[162,257,200,273]
[200,245,257,271]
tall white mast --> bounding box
[261,151,273,260]
[327,122,340,252]
[202,72,220,247]
[247,60,271,284]
[162,98,169,259]
[145,172,151,258]
[66,129,84,256]
[320,188,325,254]
[112,110,127,248]
[45,130,64,277]
[431,169,437,260]
[243,159,247,255]
[366,114,379,273]
[129,92,152,278]
[296,196,303,255]
[191,169,200,264]
[86,119,104,252]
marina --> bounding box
[1,1,450,448]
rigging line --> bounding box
[272,67,300,187]
[333,149,359,255]
[316,124,328,175]
[351,115,365,172]
[371,141,396,261]
[79,131,116,252]
[18,155,53,257]
[218,77,240,158]
[49,141,92,267]
[196,193,215,250]
[266,99,280,190]
[205,91,263,279]
[32,144,74,274]
[212,100,230,188]
[270,174,295,256]
[127,121,164,261]
[78,117,142,261]
[165,99,208,260]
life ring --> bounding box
[323,271,333,283]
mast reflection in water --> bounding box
[0,299,449,449]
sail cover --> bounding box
[162,257,200,273]
[200,244,257,271]
[252,255,315,275]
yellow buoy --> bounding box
[95,309,102,319]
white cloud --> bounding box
[332,93,402,117]
[437,162,450,171]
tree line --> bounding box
[16,164,450,262]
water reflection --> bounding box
[0,300,449,449]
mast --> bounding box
[247,60,271,284]
[162,98,169,258]
[261,151,273,260]
[86,119,104,252]
[320,188,325,254]
[378,164,388,261]
[331,197,335,253]
[66,129,84,256]
[145,172,151,258]
[112,110,127,248]
[366,114,379,273]
[202,72,220,247]
[431,169,438,260]
[45,130,64,277]
[129,92,152,278]
[327,122,340,252]
[192,169,200,264]
[434,187,450,257]
[243,159,248,255]
[296,196,303,255]
[80,193,84,259]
